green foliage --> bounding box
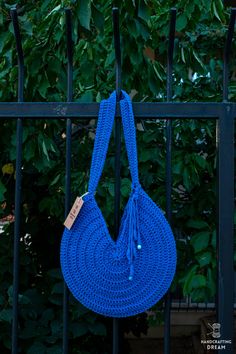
[0,0,234,352]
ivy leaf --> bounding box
[79,0,92,30]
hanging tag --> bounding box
[64,197,84,230]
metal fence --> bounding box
[0,5,235,354]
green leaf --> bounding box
[211,230,216,248]
[79,0,92,30]
[50,174,60,186]
[50,320,62,335]
[0,309,12,323]
[20,18,33,36]
[196,251,212,267]
[47,268,62,279]
[135,20,149,40]
[194,154,207,169]
[70,322,88,338]
[46,346,62,354]
[191,287,207,302]
[105,51,115,68]
[38,75,50,98]
[42,140,50,161]
[186,219,209,230]
[121,178,131,197]
[0,294,4,305]
[51,282,63,294]
[183,167,191,191]
[41,309,54,325]
[138,0,150,22]
[153,63,164,82]
[176,14,187,31]
[18,293,31,305]
[192,49,205,69]
[24,142,36,161]
[181,47,186,63]
[190,274,206,288]
[77,90,93,102]
[107,182,115,197]
[182,264,199,295]
[45,5,61,19]
[0,179,7,202]
[212,1,221,22]
[207,268,216,297]
[88,322,106,336]
[28,342,46,354]
[190,231,210,253]
[92,4,104,33]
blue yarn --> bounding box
[60,90,177,318]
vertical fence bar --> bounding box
[10,8,24,354]
[62,8,73,354]
[223,9,236,101]
[217,109,234,354]
[164,8,176,354]
[216,8,236,354]
[112,7,121,354]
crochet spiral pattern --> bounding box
[60,90,177,317]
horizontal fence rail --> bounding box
[0,102,235,118]
[0,4,235,354]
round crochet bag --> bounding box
[60,90,177,318]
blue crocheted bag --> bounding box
[60,90,177,318]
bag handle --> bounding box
[88,91,117,194]
[120,90,139,189]
[88,90,139,195]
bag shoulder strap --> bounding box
[88,91,117,194]
[120,90,139,189]
[88,90,139,195]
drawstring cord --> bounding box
[120,184,141,281]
